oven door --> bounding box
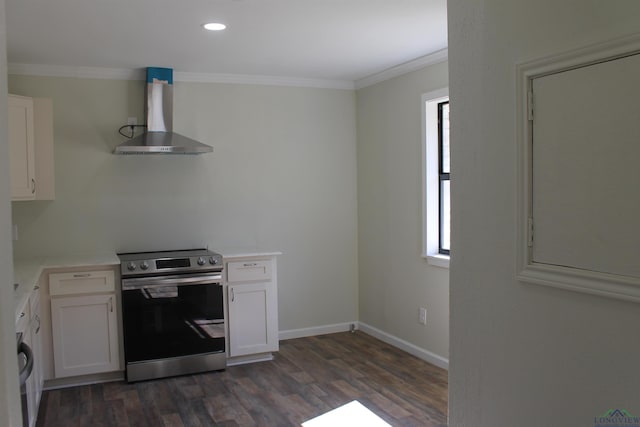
[121,272,224,364]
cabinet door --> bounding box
[32,98,55,200]
[228,282,278,357]
[8,95,35,200]
[51,294,119,378]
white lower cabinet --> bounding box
[49,270,120,378]
[228,281,278,356]
[226,256,279,361]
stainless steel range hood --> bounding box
[115,132,213,154]
[114,67,213,155]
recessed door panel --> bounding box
[531,52,640,278]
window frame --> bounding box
[422,88,450,268]
[437,101,450,256]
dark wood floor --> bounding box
[36,332,448,426]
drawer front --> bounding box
[227,260,272,283]
[49,270,115,296]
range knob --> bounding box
[127,262,136,271]
[197,257,206,266]
[209,257,218,265]
[140,261,149,270]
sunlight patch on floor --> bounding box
[302,400,391,427]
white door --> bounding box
[228,283,278,357]
[8,95,35,200]
[531,52,640,279]
[51,294,120,377]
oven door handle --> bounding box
[122,273,222,290]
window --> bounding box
[438,101,450,255]
[422,88,450,268]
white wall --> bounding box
[9,75,359,333]
[356,62,449,361]
[448,1,640,425]
[0,0,23,423]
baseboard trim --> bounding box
[227,353,274,367]
[43,371,125,391]
[357,322,449,370]
[279,321,356,340]
[279,321,449,370]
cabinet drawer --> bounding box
[227,260,272,283]
[49,270,115,296]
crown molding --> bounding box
[7,63,355,90]
[354,48,449,90]
[7,63,145,80]
[174,71,354,90]
[8,49,448,91]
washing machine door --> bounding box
[17,333,33,427]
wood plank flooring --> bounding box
[36,332,448,426]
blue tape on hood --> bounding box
[147,67,173,85]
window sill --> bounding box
[423,253,450,269]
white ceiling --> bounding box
[5,0,448,86]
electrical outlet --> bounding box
[419,307,427,325]
[127,117,138,125]
[12,225,18,241]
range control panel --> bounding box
[118,249,223,277]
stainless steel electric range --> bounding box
[117,249,225,382]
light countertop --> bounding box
[13,249,281,323]
[216,248,282,259]
[13,254,120,323]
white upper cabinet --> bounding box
[9,95,55,201]
[9,94,35,200]
[32,98,55,200]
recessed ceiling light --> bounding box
[203,23,226,31]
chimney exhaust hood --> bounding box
[114,67,213,155]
